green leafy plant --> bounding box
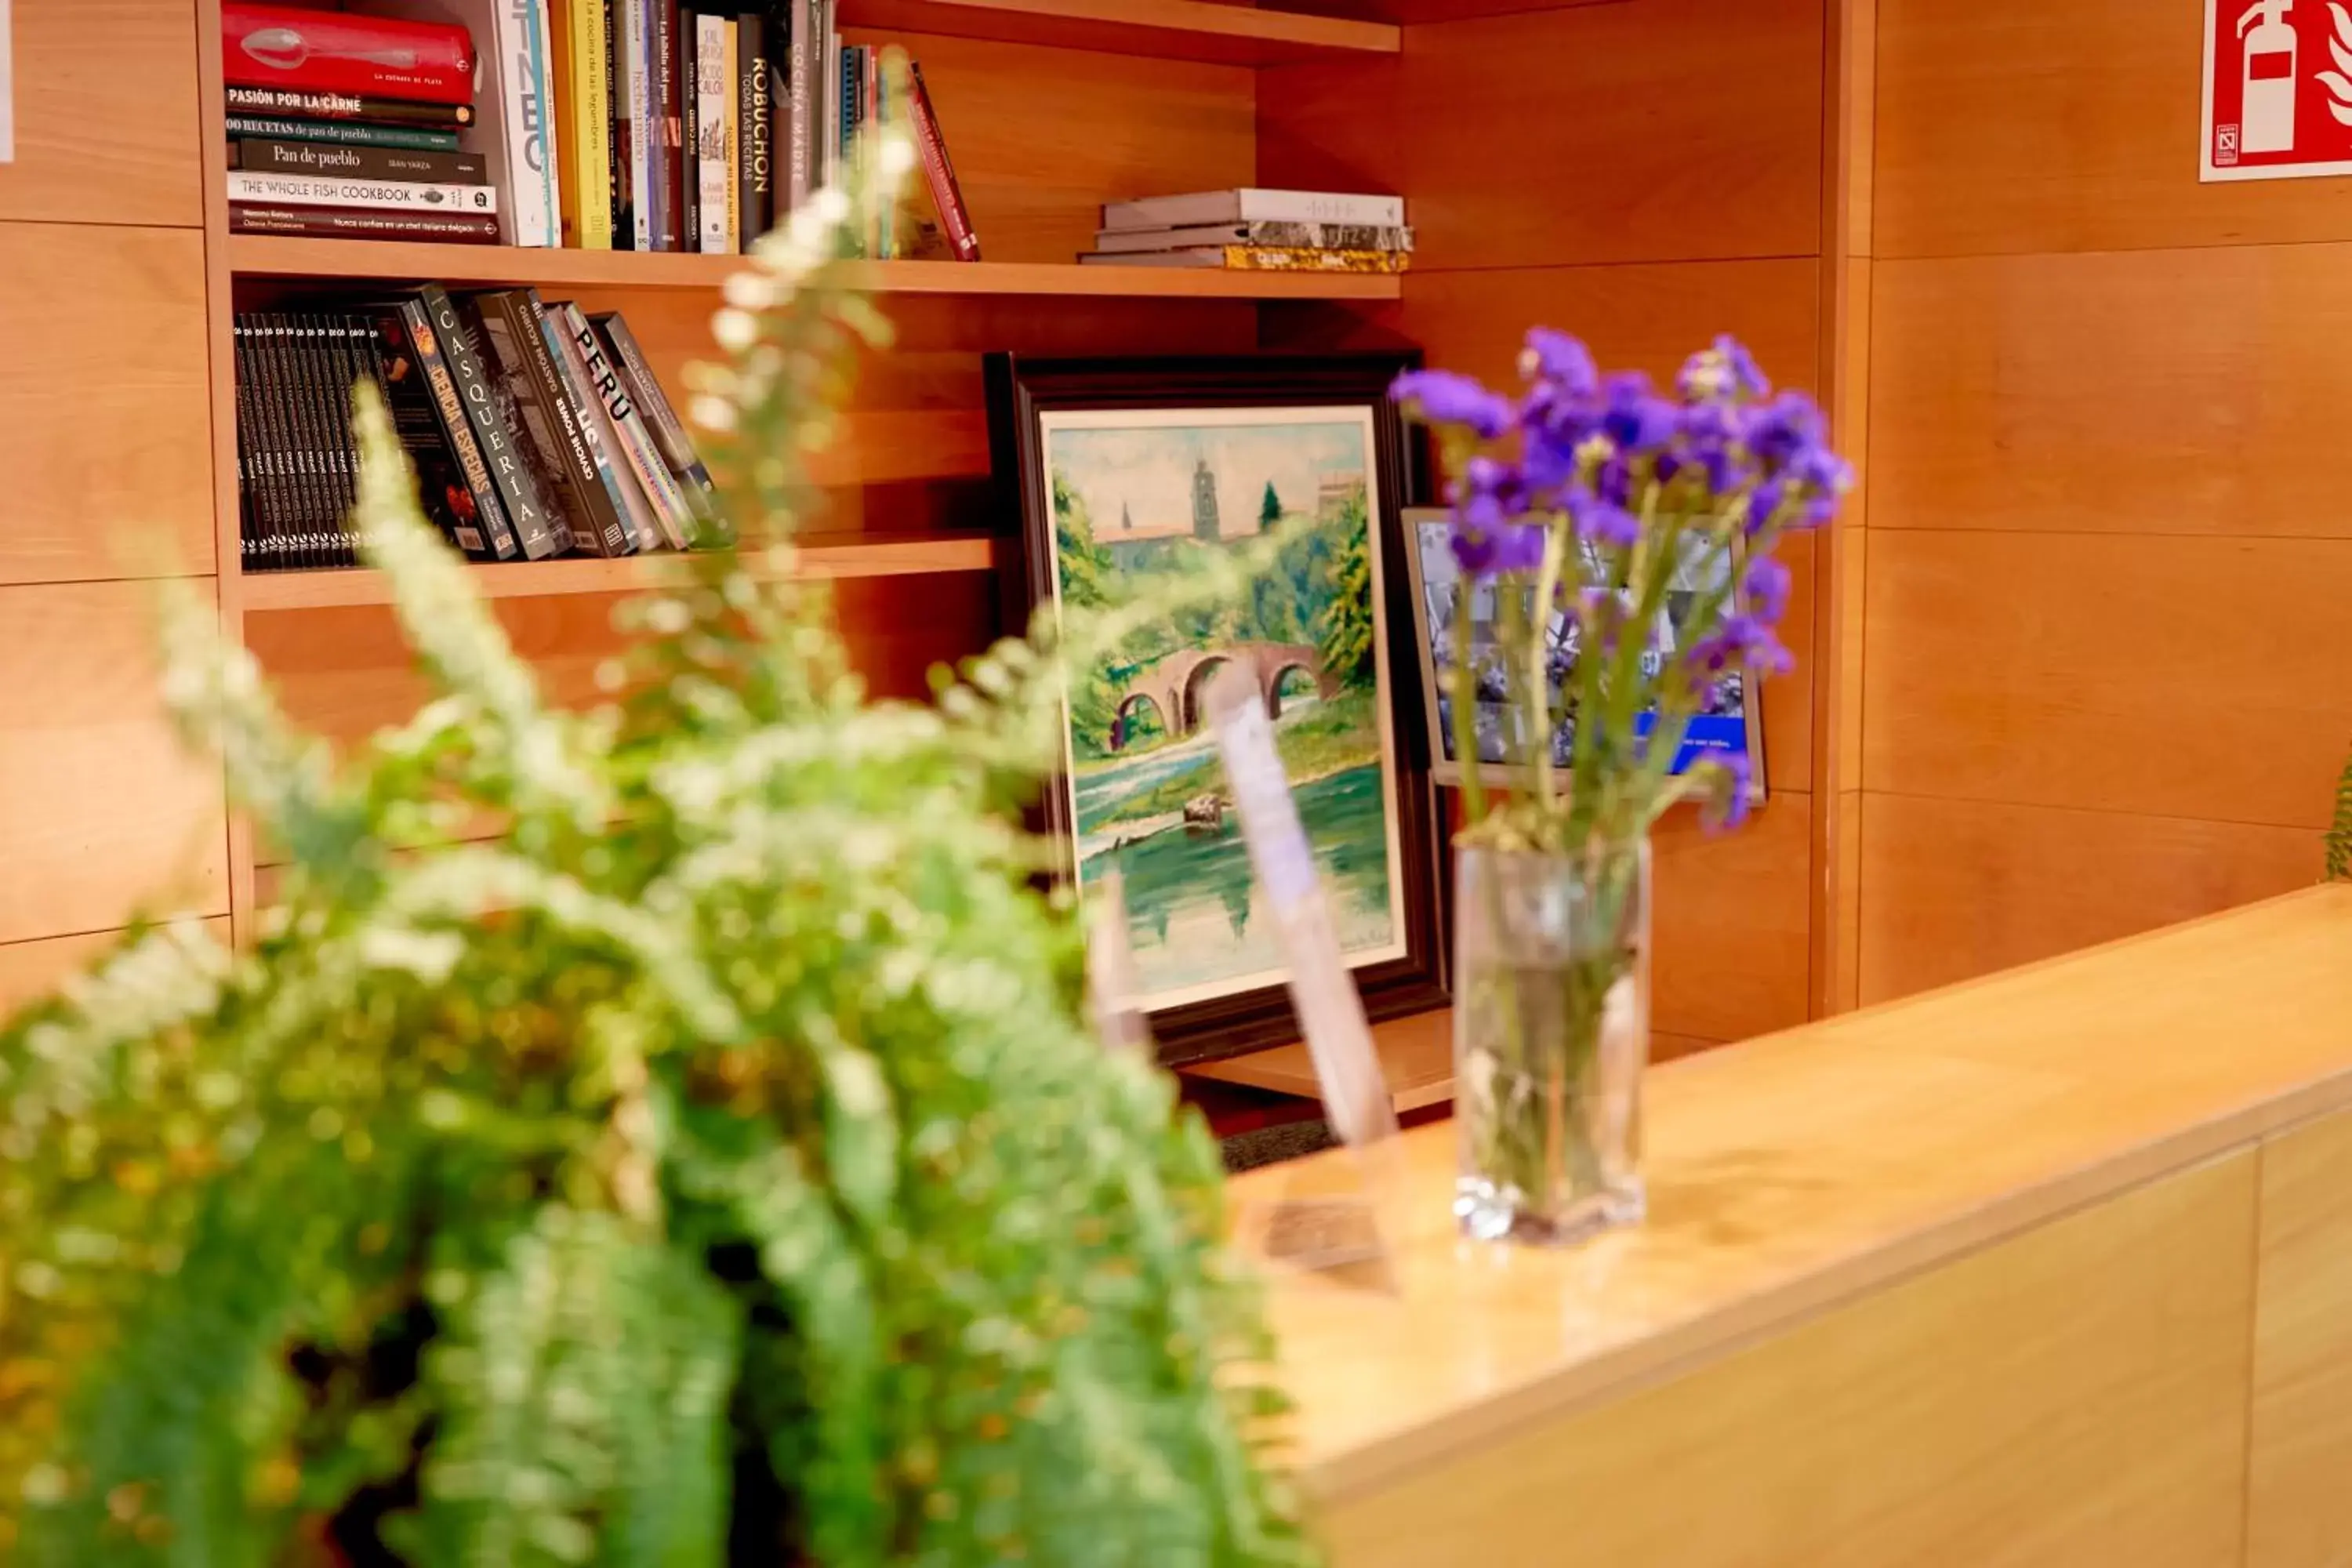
[0,84,1313,1568]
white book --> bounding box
[564,303,695,550]
[622,0,653,249]
[371,0,558,246]
[1101,187,1405,232]
[695,11,733,253]
[227,170,499,214]
[1091,221,1413,253]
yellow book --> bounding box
[554,0,613,249]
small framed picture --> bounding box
[986,353,1449,1067]
[1397,506,1769,801]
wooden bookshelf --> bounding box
[226,236,1405,301]
[239,533,1000,612]
[836,0,1399,65]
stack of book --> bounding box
[234,288,723,570]
[225,4,498,244]
[218,1,980,257]
[1080,188,1410,274]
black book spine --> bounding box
[606,0,632,250]
[263,315,323,568]
[223,85,476,128]
[422,284,572,559]
[365,303,496,559]
[737,11,770,248]
[591,309,725,541]
[231,136,489,183]
[680,7,702,250]
[458,289,611,556]
[655,1,684,251]
[286,314,337,568]
[300,314,347,567]
[230,318,274,570]
[324,317,368,564]
[399,296,521,561]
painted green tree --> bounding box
[1258,481,1283,530]
[1316,495,1377,687]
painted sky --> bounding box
[1047,418,1369,543]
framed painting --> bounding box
[1398,506,1769,801]
[985,353,1449,1068]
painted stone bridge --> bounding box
[1110,642,1338,750]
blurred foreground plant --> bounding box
[0,72,1313,1568]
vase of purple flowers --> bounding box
[1394,332,1849,1246]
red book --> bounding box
[223,4,477,107]
[906,63,978,263]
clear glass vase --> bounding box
[1452,838,1650,1246]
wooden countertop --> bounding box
[1238,886,2352,1504]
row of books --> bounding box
[1078,188,1411,274]
[220,1,978,257]
[234,289,722,572]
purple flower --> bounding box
[1594,456,1634,509]
[1703,750,1755,832]
[1741,554,1791,622]
[1392,368,1515,439]
[1567,490,1639,548]
[1789,444,1853,495]
[1675,335,1771,405]
[1451,518,1546,577]
[1744,391,1830,474]
[1599,372,1678,455]
[1745,478,1789,535]
[1685,613,1793,680]
[1519,328,1600,399]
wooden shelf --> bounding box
[837,0,1399,64]
[226,236,1403,301]
[1183,1009,1455,1116]
[238,532,999,612]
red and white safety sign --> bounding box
[2202,0,2352,180]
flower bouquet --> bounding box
[1393,332,1849,1244]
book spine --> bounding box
[622,0,652,248]
[296,314,350,567]
[519,0,561,245]
[231,137,488,181]
[697,12,732,253]
[1218,245,1410,273]
[230,204,503,242]
[227,170,500,214]
[230,318,274,569]
[355,307,490,557]
[557,0,612,247]
[247,316,296,570]
[592,310,724,543]
[736,12,770,247]
[680,5,702,250]
[225,114,465,152]
[568,307,695,549]
[224,85,477,127]
[546,301,666,551]
[514,291,634,554]
[654,0,684,251]
[459,290,602,557]
[867,47,887,258]
[395,299,516,559]
[820,5,840,194]
[606,0,630,246]
[423,285,568,560]
[906,63,977,262]
[785,2,812,211]
[223,2,477,104]
[551,0,584,244]
[261,316,314,568]
[326,315,370,564]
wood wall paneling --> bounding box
[0,581,230,946]
[1863,530,2352,830]
[1871,246,2352,539]
[1856,793,2320,1004]
[1875,0,2352,258]
[1392,0,1825,270]
[2248,1105,2352,1568]
[0,0,203,227]
[1319,1150,2256,1568]
[1653,795,1815,1042]
[0,225,216,585]
[0,918,234,1015]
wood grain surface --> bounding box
[0,0,202,228]
[2248,1106,2352,1568]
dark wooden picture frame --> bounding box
[985,351,1450,1069]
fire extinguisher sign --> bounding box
[2202,0,2352,180]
